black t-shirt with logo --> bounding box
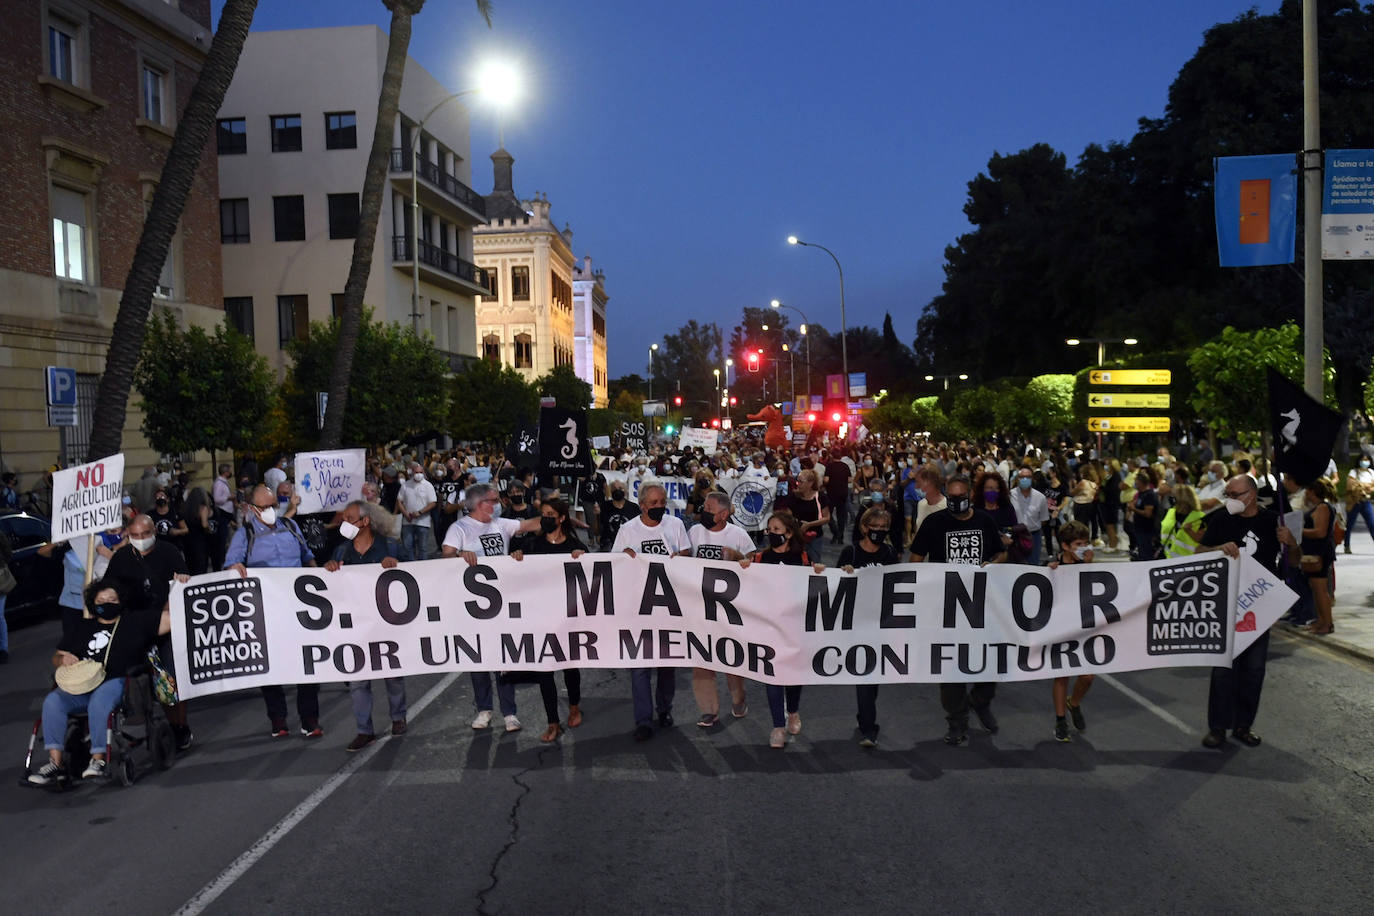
[837,542,900,568]
[149,507,180,542]
[909,508,1005,565]
[1200,508,1283,576]
[599,500,639,548]
[295,512,335,566]
[57,610,162,685]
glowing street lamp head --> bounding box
[1123,338,1139,346]
[650,343,658,351]
[475,59,521,108]
[787,235,799,246]
[799,324,807,335]
[924,375,935,381]
[770,299,781,308]
[959,374,969,380]
[1065,338,1081,346]
[761,324,769,331]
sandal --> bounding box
[540,723,563,743]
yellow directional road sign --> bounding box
[1087,369,1171,386]
[1086,393,1171,409]
[1088,417,1172,433]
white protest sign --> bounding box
[591,435,611,449]
[169,553,1295,700]
[603,470,694,519]
[51,453,125,540]
[293,448,365,514]
[678,426,720,454]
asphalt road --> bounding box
[2,540,1372,915]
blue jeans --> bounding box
[1345,500,1374,548]
[0,593,8,652]
[766,685,802,728]
[470,672,517,716]
[43,679,125,754]
[350,677,407,734]
[401,524,435,561]
[631,667,676,727]
[1027,530,1044,566]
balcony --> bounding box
[390,147,487,226]
[391,235,490,298]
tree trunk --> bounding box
[320,0,492,449]
[85,0,259,462]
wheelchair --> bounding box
[21,666,177,789]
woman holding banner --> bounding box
[739,511,824,749]
[1047,521,1096,742]
[838,506,902,748]
[512,498,588,741]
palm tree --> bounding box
[318,0,494,449]
[85,0,260,461]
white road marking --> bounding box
[1099,673,1195,736]
[172,673,459,916]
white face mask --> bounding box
[1224,497,1246,516]
[258,507,277,526]
[339,520,360,540]
[131,536,156,553]
[412,473,425,482]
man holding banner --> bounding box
[688,492,756,727]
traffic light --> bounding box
[665,424,675,434]
[746,351,759,373]
[711,418,720,428]
[831,411,842,422]
[673,395,683,407]
[729,396,737,406]
[806,412,816,423]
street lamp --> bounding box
[1066,337,1138,366]
[782,342,795,406]
[648,342,659,400]
[924,373,969,391]
[713,368,721,423]
[410,61,520,333]
[770,299,811,403]
[787,236,848,385]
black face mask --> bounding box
[698,509,716,526]
[647,507,667,522]
[94,602,122,619]
[866,530,887,545]
[947,494,971,514]
[767,531,788,548]
[540,516,558,534]
[511,494,525,505]
[611,489,626,501]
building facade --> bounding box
[0,0,223,482]
[474,149,608,407]
[217,26,488,375]
[572,255,609,408]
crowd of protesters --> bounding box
[11,421,1360,785]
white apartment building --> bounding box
[572,255,609,407]
[217,26,488,373]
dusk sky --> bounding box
[215,0,1282,378]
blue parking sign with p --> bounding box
[46,366,77,406]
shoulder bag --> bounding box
[55,620,120,695]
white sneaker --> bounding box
[504,715,522,733]
[28,761,64,786]
[81,757,107,779]
[471,710,493,730]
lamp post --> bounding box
[409,61,519,334]
[1065,337,1138,367]
[924,373,969,391]
[783,343,795,406]
[724,357,734,423]
[713,368,721,423]
[647,342,659,401]
[786,237,847,384]
[770,299,810,403]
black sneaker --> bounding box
[174,725,193,751]
[28,761,64,786]
[858,733,878,748]
[1067,701,1086,732]
[1201,729,1227,749]
[1054,720,1071,743]
[943,723,968,746]
[657,712,674,729]
[971,703,999,734]
[696,713,718,728]
[633,725,653,742]
[346,733,376,753]
[1232,727,1262,747]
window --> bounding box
[551,272,571,311]
[270,114,302,152]
[327,193,359,239]
[331,293,345,320]
[48,19,75,82]
[480,267,498,301]
[156,244,175,299]
[273,195,305,242]
[511,265,530,301]
[219,198,249,243]
[141,64,165,123]
[224,297,254,340]
[51,185,87,282]
[217,118,246,154]
[483,334,500,364]
[514,333,533,369]
[277,295,308,349]
[325,111,356,150]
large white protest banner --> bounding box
[678,426,719,454]
[293,449,365,515]
[51,453,125,540]
[169,553,1293,700]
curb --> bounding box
[1273,621,1374,665]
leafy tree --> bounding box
[87,0,259,460]
[320,0,494,448]
[656,319,724,409]
[910,397,955,440]
[134,310,274,467]
[948,385,1002,440]
[449,357,537,444]
[608,374,646,404]
[611,389,643,416]
[286,310,449,447]
[864,400,915,435]
[536,364,593,410]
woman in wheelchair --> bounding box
[28,580,171,785]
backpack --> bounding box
[243,517,310,564]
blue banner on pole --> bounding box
[1214,154,1297,266]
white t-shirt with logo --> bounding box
[689,522,756,561]
[443,514,522,556]
[611,514,691,557]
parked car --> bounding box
[1,511,63,621]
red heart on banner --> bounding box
[1236,611,1256,633]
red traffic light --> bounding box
[729,396,737,405]
[806,412,816,423]
[746,352,759,373]
[711,418,721,428]
[673,395,683,406]
[831,411,842,422]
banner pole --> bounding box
[1302,0,1323,401]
